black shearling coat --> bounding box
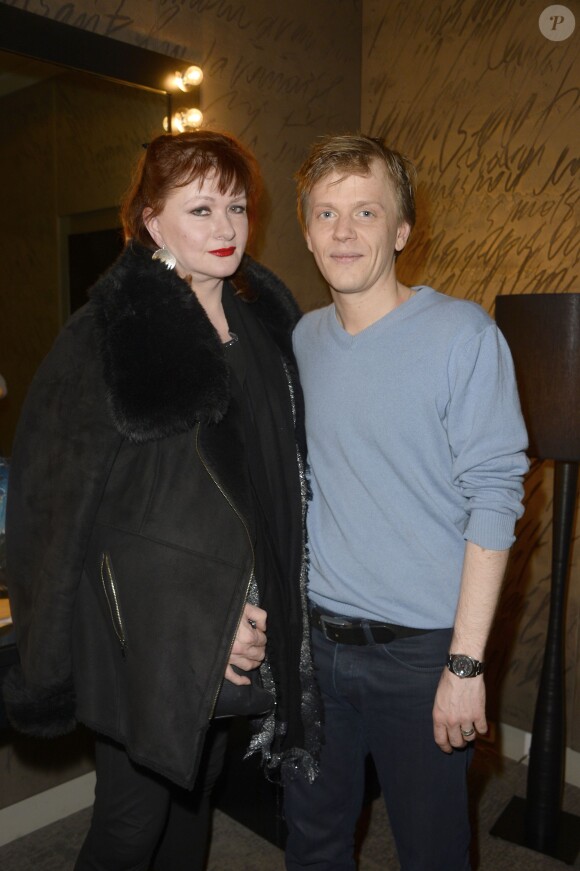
[3,242,319,789]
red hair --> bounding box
[121,130,262,249]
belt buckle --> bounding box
[319,614,351,642]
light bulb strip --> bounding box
[166,65,204,132]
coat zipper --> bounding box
[195,423,256,718]
[100,551,127,657]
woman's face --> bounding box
[144,172,249,288]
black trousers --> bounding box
[75,723,229,871]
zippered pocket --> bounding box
[100,551,127,656]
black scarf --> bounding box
[223,288,310,772]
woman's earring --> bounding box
[152,245,176,270]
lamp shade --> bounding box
[495,294,580,462]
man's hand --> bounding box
[432,667,487,753]
[224,603,267,686]
[432,541,509,752]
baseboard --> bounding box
[0,770,95,847]
[493,722,580,789]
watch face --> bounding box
[451,655,475,677]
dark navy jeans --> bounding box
[284,623,472,871]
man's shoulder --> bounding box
[418,287,493,333]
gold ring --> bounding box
[460,727,475,738]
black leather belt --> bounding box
[310,605,432,646]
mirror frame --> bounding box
[0,4,196,94]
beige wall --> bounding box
[362,0,579,750]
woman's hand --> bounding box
[224,603,267,685]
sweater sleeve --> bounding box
[3,311,122,737]
[446,323,529,550]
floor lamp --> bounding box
[490,293,580,863]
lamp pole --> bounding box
[490,293,580,864]
[525,460,578,851]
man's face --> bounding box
[304,160,410,299]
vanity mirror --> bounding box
[0,4,201,456]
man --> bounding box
[284,134,529,871]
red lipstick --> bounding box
[209,247,236,257]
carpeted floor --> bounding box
[1,742,579,870]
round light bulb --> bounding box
[174,65,204,92]
[183,107,203,128]
[167,108,203,132]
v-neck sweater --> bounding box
[293,287,529,628]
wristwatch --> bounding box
[446,654,485,678]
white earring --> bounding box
[152,245,176,270]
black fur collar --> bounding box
[91,242,300,443]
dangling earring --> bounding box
[152,245,176,270]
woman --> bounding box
[4,131,320,870]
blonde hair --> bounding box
[295,133,416,234]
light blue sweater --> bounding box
[293,287,529,628]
